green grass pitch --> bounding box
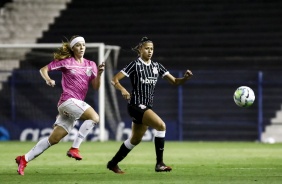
[1,141,282,184]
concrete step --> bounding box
[2,13,61,20]
[5,1,69,10]
[0,30,43,38]
[0,0,70,44]
[0,59,19,70]
[0,48,31,59]
[0,59,19,90]
[0,71,12,82]
[271,107,282,123]
[262,124,282,143]
[13,0,70,3]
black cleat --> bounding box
[155,162,172,172]
[107,161,125,174]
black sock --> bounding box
[110,143,131,165]
[154,137,165,164]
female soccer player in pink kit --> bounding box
[15,35,105,175]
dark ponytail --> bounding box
[132,36,153,55]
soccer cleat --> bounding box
[155,162,172,172]
[107,161,125,174]
[67,148,82,160]
[15,155,27,175]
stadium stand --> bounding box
[38,0,282,70]
[1,0,282,140]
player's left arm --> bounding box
[164,69,193,86]
[91,62,105,90]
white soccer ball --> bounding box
[233,86,255,108]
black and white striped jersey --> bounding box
[121,57,169,108]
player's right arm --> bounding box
[39,65,56,87]
[111,71,130,100]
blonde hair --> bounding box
[53,35,81,60]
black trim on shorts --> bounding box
[127,104,151,124]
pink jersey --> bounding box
[47,57,98,106]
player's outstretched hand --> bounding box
[98,62,105,75]
[184,70,193,80]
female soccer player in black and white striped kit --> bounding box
[107,37,193,174]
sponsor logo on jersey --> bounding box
[140,77,157,85]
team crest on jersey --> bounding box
[86,68,92,76]
[153,67,158,74]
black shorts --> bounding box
[127,104,151,124]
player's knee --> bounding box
[130,138,142,145]
[48,136,61,145]
[157,123,166,131]
[90,116,99,124]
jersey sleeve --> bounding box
[158,62,170,78]
[121,61,136,77]
[47,59,66,71]
[90,61,98,80]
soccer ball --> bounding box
[233,86,255,107]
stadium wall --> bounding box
[1,70,282,142]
